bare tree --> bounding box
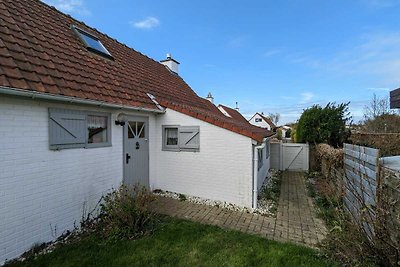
[363,93,392,121]
[363,94,400,133]
[267,112,280,125]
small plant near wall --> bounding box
[95,185,158,242]
[178,193,187,201]
[258,170,283,215]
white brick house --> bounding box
[0,0,273,263]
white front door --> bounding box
[123,116,149,188]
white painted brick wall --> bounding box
[0,96,124,264]
[151,109,254,208]
[257,140,271,190]
[0,96,258,263]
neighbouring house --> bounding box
[390,88,400,108]
[0,0,273,263]
[248,112,276,131]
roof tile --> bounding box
[8,77,29,89]
[0,0,272,142]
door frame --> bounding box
[122,115,150,187]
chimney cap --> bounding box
[160,53,180,64]
[206,92,214,104]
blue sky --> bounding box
[43,0,400,124]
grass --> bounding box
[8,218,337,267]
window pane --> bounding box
[166,128,178,145]
[137,122,145,138]
[128,121,145,139]
[75,27,112,56]
[128,122,135,139]
[258,149,263,169]
[88,115,107,143]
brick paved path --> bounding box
[149,171,327,247]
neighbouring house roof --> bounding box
[218,105,249,124]
[0,0,273,142]
[390,88,400,109]
[217,104,271,138]
[250,112,277,129]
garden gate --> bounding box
[270,142,309,171]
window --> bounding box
[88,115,108,144]
[162,125,200,152]
[128,121,145,139]
[265,142,270,159]
[258,148,264,170]
[49,109,111,150]
[71,25,113,59]
[165,128,178,145]
[255,118,262,122]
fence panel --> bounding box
[270,143,281,170]
[343,143,380,240]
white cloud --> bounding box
[263,49,280,57]
[299,92,314,104]
[366,87,391,92]
[361,0,400,8]
[42,0,90,15]
[289,31,400,85]
[227,36,246,48]
[131,17,160,30]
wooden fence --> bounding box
[318,143,399,264]
[343,143,381,240]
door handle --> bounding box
[126,153,131,164]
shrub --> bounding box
[285,129,291,138]
[277,128,282,140]
[297,103,351,147]
[96,186,157,242]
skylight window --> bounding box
[72,26,113,59]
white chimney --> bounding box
[235,102,239,111]
[160,53,180,74]
[206,92,214,104]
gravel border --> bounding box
[154,170,281,217]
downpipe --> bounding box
[252,139,267,209]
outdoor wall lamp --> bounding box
[115,113,127,126]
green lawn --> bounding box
[9,218,337,267]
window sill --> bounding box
[50,142,112,150]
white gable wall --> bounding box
[152,109,254,207]
[249,113,271,130]
[0,95,158,264]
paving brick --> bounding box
[150,171,327,248]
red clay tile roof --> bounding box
[218,104,249,124]
[0,0,272,142]
[217,104,272,138]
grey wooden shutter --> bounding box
[178,126,200,151]
[49,109,86,148]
